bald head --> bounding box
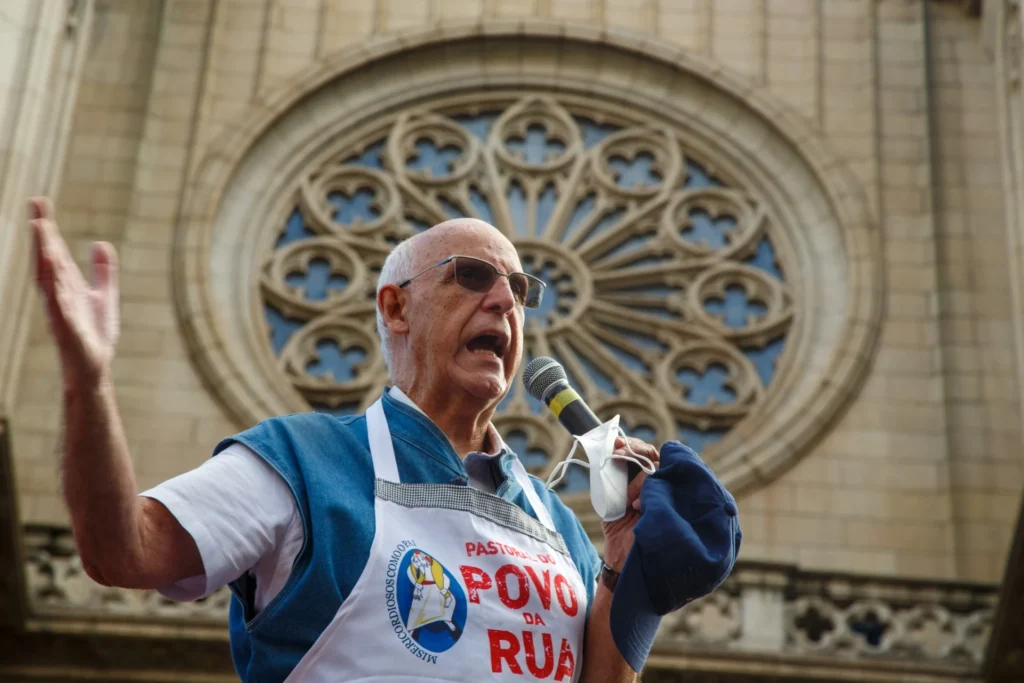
[375,219,521,373]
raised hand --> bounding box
[28,197,120,389]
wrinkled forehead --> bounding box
[415,221,522,273]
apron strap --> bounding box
[509,459,556,532]
[370,395,556,532]
[366,398,400,483]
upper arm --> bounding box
[135,442,299,595]
[134,496,205,588]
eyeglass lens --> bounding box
[453,257,541,309]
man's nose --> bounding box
[483,275,516,313]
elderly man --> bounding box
[28,196,739,682]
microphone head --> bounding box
[523,356,568,401]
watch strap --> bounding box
[599,560,620,592]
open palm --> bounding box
[29,197,120,388]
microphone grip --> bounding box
[544,385,642,482]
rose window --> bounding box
[259,95,792,492]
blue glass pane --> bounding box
[285,258,349,301]
[581,208,626,244]
[575,117,619,148]
[598,232,656,260]
[505,124,565,164]
[406,138,461,177]
[574,350,616,395]
[265,303,304,355]
[608,152,662,190]
[438,196,462,218]
[497,385,517,412]
[305,339,367,382]
[677,423,728,453]
[622,422,657,444]
[535,184,557,235]
[681,209,736,249]
[310,401,361,416]
[683,160,726,189]
[743,336,785,386]
[276,208,315,248]
[327,188,380,225]
[342,140,385,169]
[525,389,545,415]
[563,194,596,242]
[600,340,648,374]
[453,113,499,140]
[745,235,784,281]
[704,285,767,329]
[469,186,494,225]
[504,430,550,471]
[556,466,590,494]
[677,362,735,405]
[508,181,528,237]
[604,284,674,297]
[522,255,572,329]
[607,327,667,351]
[405,215,431,232]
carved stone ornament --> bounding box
[24,526,996,673]
[23,526,230,620]
[173,26,882,499]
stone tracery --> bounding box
[259,95,791,490]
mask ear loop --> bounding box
[545,438,591,490]
[609,427,657,475]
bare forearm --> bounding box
[581,585,637,683]
[61,374,141,585]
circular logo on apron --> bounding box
[386,542,468,658]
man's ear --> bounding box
[378,284,410,337]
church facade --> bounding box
[1,0,1023,680]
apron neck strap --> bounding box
[366,398,400,483]
[509,459,556,532]
[367,396,557,533]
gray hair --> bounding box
[375,237,421,374]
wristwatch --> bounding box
[599,560,620,592]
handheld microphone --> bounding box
[522,357,641,481]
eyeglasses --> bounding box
[398,255,546,309]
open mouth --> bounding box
[465,334,507,359]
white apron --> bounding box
[284,399,589,682]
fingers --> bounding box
[91,242,120,341]
[611,437,661,511]
[614,436,659,462]
[28,196,54,221]
[30,220,54,295]
[90,241,118,291]
[27,198,85,340]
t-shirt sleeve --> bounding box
[139,442,298,602]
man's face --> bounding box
[402,225,525,405]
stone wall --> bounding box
[6,0,1022,587]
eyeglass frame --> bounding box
[397,254,547,309]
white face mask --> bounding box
[545,415,657,521]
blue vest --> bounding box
[214,390,601,683]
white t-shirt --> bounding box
[140,388,507,612]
